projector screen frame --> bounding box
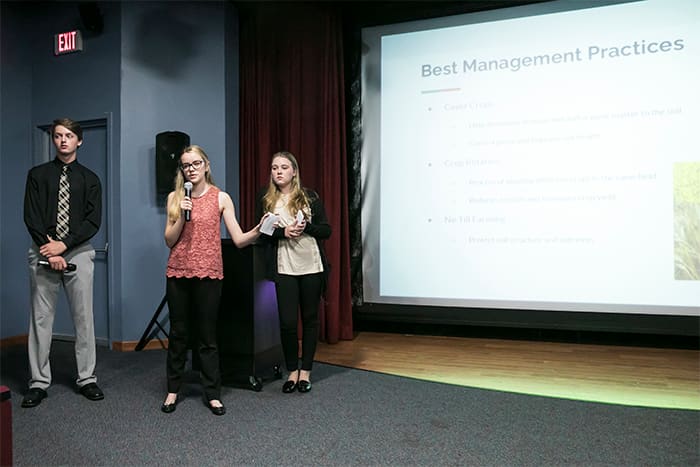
[354,303,699,337]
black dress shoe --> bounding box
[282,380,298,393]
[297,380,312,393]
[21,387,47,408]
[79,383,104,401]
[161,399,177,413]
[204,399,226,416]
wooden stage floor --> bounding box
[315,332,700,410]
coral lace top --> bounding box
[166,186,223,279]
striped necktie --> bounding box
[56,165,70,240]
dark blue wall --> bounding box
[0,1,239,344]
[1,2,34,339]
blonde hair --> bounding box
[167,145,216,222]
[261,151,310,219]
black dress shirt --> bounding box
[24,157,102,250]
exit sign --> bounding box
[54,30,83,56]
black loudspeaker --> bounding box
[78,2,104,35]
[156,131,190,197]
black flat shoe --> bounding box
[21,387,47,408]
[161,399,177,413]
[282,380,298,393]
[297,380,312,393]
[205,399,226,416]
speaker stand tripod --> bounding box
[135,295,169,351]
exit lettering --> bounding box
[54,30,83,56]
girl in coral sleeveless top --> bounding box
[161,145,269,416]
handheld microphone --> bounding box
[38,260,77,272]
[184,181,193,221]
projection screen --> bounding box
[360,0,700,317]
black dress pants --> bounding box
[166,277,222,401]
[275,272,323,372]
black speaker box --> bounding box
[156,131,190,197]
[78,2,104,35]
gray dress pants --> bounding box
[27,242,97,390]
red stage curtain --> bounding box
[239,3,353,343]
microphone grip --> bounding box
[38,260,77,272]
[184,186,192,222]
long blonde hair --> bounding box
[167,145,216,222]
[261,151,310,219]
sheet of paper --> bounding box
[260,213,279,235]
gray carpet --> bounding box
[1,341,698,466]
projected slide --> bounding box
[361,0,700,315]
